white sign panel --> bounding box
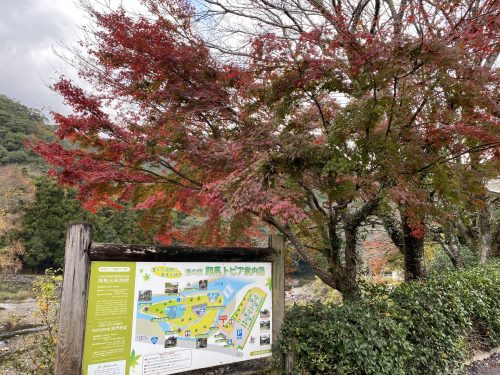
[131,262,273,374]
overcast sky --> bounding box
[0,0,90,118]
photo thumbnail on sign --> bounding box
[260,335,271,345]
[196,338,208,349]
[198,279,208,290]
[260,309,270,319]
[260,320,270,331]
[164,336,177,348]
[164,282,178,294]
[138,290,151,301]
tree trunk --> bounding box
[380,210,426,280]
[285,220,361,300]
[442,241,463,269]
[491,222,500,258]
[433,228,464,269]
[402,216,426,281]
[342,225,361,300]
[478,208,491,264]
[268,198,379,300]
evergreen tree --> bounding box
[92,206,154,245]
[19,177,89,270]
[19,177,153,271]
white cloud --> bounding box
[0,0,146,120]
[0,0,86,118]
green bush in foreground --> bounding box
[2,270,60,374]
[280,261,500,375]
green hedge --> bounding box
[279,261,500,375]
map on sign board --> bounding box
[133,262,273,374]
[82,261,272,375]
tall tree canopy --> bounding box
[0,95,154,272]
[0,95,54,168]
[20,177,155,271]
[35,0,499,297]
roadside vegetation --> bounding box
[280,262,500,375]
[0,270,60,375]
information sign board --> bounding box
[82,261,273,375]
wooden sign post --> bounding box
[55,223,285,375]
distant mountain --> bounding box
[0,95,54,169]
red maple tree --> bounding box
[35,0,499,298]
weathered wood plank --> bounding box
[89,243,276,262]
[270,235,286,374]
[55,223,92,375]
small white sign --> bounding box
[87,360,125,375]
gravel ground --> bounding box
[0,299,37,328]
[0,298,39,373]
[456,353,500,375]
[285,277,341,305]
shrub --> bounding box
[3,269,61,374]
[427,243,478,275]
[280,261,500,375]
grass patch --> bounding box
[0,282,35,303]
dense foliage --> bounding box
[426,243,478,274]
[280,262,500,374]
[35,0,499,296]
[0,94,155,272]
[19,177,154,271]
[0,95,53,168]
[0,165,36,272]
[19,177,94,270]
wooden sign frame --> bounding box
[55,223,285,375]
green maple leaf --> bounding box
[130,349,142,369]
[139,268,144,273]
[143,273,150,281]
[266,277,272,290]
